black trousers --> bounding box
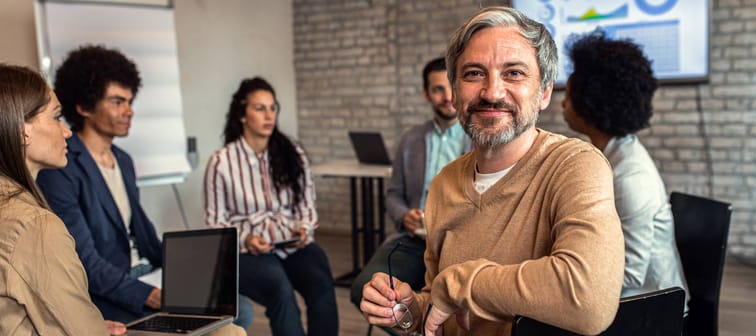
[239,243,338,336]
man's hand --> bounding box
[145,288,161,310]
[402,208,424,235]
[360,272,416,327]
[105,320,127,336]
[245,234,273,255]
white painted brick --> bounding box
[711,59,732,71]
[652,98,676,110]
[719,0,742,7]
[649,124,675,135]
[674,99,699,110]
[663,137,705,147]
[725,46,751,58]
[700,98,725,110]
[661,111,700,123]
[733,59,756,70]
[710,137,744,148]
[678,149,705,160]
[663,161,686,172]
[687,162,708,173]
[711,35,734,46]
[675,125,700,135]
[705,111,745,123]
[720,21,744,33]
[726,72,752,83]
[654,149,677,160]
[713,8,733,20]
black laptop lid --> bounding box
[161,228,238,316]
[512,287,685,336]
[348,131,392,165]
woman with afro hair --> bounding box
[562,29,689,312]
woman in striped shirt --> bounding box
[204,77,338,336]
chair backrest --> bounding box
[670,192,732,336]
[511,287,686,336]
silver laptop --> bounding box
[127,228,238,335]
[348,131,392,165]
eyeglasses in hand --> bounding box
[388,242,414,332]
[387,242,436,336]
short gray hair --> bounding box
[446,6,558,90]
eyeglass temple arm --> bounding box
[387,241,404,290]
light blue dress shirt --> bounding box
[420,121,466,209]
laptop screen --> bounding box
[161,228,238,316]
[348,131,392,165]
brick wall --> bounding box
[293,0,756,261]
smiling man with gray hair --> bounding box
[359,6,624,336]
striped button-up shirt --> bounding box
[204,138,317,258]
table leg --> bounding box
[350,177,359,272]
[378,178,385,243]
[333,177,361,287]
[332,176,388,288]
[362,177,375,265]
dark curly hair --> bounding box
[223,77,305,208]
[54,45,141,131]
[565,29,657,136]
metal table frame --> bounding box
[312,160,392,287]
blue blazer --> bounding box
[37,133,162,319]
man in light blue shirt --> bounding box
[420,115,467,209]
[350,58,470,332]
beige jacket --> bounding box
[417,130,625,335]
[0,176,108,335]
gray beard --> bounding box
[463,88,543,147]
[463,112,538,147]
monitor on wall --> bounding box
[513,0,709,86]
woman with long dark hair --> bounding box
[0,63,125,335]
[205,77,338,335]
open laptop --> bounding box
[348,131,392,165]
[127,228,238,335]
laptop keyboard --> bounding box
[129,316,219,333]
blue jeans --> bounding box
[235,295,255,329]
[239,242,338,336]
[350,235,426,336]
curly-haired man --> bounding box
[36,45,254,329]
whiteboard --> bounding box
[35,0,190,186]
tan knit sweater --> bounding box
[416,129,624,335]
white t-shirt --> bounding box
[473,163,514,194]
[97,162,148,268]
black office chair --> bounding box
[511,287,686,336]
[670,192,733,336]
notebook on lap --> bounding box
[127,228,238,335]
[348,131,392,165]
